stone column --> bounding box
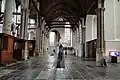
[38,28,42,54]
[44,35,46,52]
[76,27,79,56]
[81,18,86,58]
[41,32,44,54]
[45,35,49,52]
[74,30,77,55]
[20,8,29,39]
[38,16,42,55]
[20,0,29,60]
[96,0,105,65]
[76,27,79,44]
[72,31,75,50]
[82,27,86,57]
[78,21,82,57]
[35,14,42,55]
[43,33,46,52]
[40,31,43,54]
[3,0,14,35]
[46,35,49,52]
[35,10,40,55]
[39,29,42,54]
[20,0,29,39]
[35,27,40,55]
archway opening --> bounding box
[49,32,55,46]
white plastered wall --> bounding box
[86,0,120,63]
[105,0,120,62]
[86,15,93,42]
[86,15,97,58]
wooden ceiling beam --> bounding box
[87,1,96,13]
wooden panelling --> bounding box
[87,39,97,58]
[13,38,25,61]
[0,33,14,64]
[27,40,36,57]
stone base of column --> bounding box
[81,44,84,57]
[34,49,39,56]
[24,41,29,60]
[117,57,120,63]
[96,48,104,66]
[39,50,43,55]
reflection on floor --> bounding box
[0,53,120,80]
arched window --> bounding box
[58,18,63,21]
[49,32,55,46]
[64,22,72,47]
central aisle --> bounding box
[0,52,120,80]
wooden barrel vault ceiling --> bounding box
[29,0,97,28]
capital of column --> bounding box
[82,27,86,29]
[95,8,105,13]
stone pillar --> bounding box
[96,0,105,65]
[72,31,75,49]
[78,21,82,57]
[74,30,77,55]
[82,27,86,57]
[20,0,29,60]
[38,16,42,55]
[76,27,79,44]
[39,28,41,54]
[44,35,47,52]
[76,27,79,56]
[43,34,46,52]
[20,8,29,39]
[3,0,14,35]
[34,2,41,55]
[81,18,86,57]
[35,28,40,55]
[45,35,49,52]
[35,11,39,55]
[38,28,42,54]
[35,16,42,55]
[39,29,42,54]
[20,0,29,39]
[40,32,43,54]
[41,33,44,54]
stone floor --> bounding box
[0,53,120,80]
